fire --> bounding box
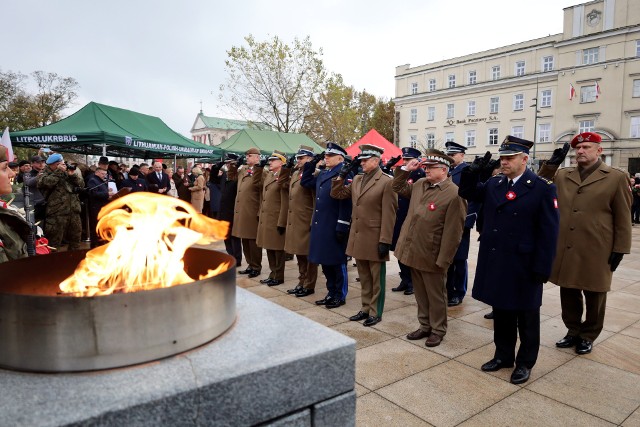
[59,193,230,296]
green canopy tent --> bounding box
[10,102,221,159]
[215,129,324,156]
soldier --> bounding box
[218,154,242,267]
[444,141,479,307]
[284,146,319,297]
[331,144,397,326]
[458,136,559,384]
[86,167,114,248]
[390,147,425,295]
[539,132,632,355]
[22,155,47,223]
[301,143,352,309]
[232,148,264,278]
[256,150,290,286]
[393,149,466,346]
[36,153,84,251]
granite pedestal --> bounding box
[0,288,356,426]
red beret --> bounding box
[570,132,601,148]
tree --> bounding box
[31,71,79,127]
[368,99,395,143]
[219,35,326,133]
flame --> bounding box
[59,193,230,296]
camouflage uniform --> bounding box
[37,169,84,250]
[0,207,29,263]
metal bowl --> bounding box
[0,246,236,372]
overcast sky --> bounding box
[4,0,578,136]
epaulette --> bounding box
[382,172,393,179]
[537,176,553,185]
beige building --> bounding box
[190,111,270,146]
[394,0,640,173]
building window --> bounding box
[429,79,436,92]
[410,82,418,95]
[410,135,417,148]
[488,128,499,145]
[515,61,525,76]
[580,85,597,103]
[636,41,640,57]
[468,70,477,85]
[538,123,551,143]
[579,120,595,133]
[513,94,524,111]
[633,79,640,97]
[448,74,456,88]
[427,106,435,121]
[447,103,455,119]
[465,130,476,147]
[583,47,599,65]
[540,90,552,108]
[490,97,499,114]
[542,56,554,72]
[467,101,476,116]
[445,132,455,142]
[426,133,435,148]
[631,116,640,138]
[410,108,417,123]
[511,126,524,139]
[491,65,501,80]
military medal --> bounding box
[428,202,436,211]
[506,191,516,200]
[554,198,558,209]
[407,178,414,184]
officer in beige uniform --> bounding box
[256,150,290,286]
[232,147,264,278]
[331,144,398,327]
[393,149,466,346]
[284,146,319,297]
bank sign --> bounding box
[446,115,498,126]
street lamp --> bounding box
[530,79,541,170]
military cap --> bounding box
[498,135,533,156]
[296,145,315,158]
[570,131,601,148]
[401,147,421,159]
[225,153,239,162]
[358,144,384,159]
[445,141,466,155]
[46,153,64,164]
[19,160,30,167]
[31,155,45,163]
[421,149,453,167]
[245,147,261,155]
[325,142,347,157]
[268,150,287,163]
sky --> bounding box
[4,0,579,136]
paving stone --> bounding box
[356,393,432,427]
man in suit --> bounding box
[232,148,264,278]
[445,141,479,307]
[173,166,191,202]
[458,136,559,384]
[539,132,632,355]
[256,150,290,286]
[331,144,398,326]
[390,147,425,296]
[301,143,352,309]
[284,146,319,297]
[146,162,170,194]
[393,149,466,346]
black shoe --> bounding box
[260,278,273,284]
[392,283,408,292]
[295,288,315,297]
[510,366,531,385]
[555,335,578,348]
[285,254,294,261]
[287,284,304,294]
[447,297,462,307]
[363,316,381,327]
[315,295,331,305]
[484,311,494,319]
[238,268,253,275]
[355,277,360,282]
[266,279,284,287]
[481,358,514,372]
[349,311,369,321]
[248,270,260,278]
[403,288,414,295]
[325,298,345,309]
[575,338,593,355]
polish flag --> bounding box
[569,84,576,101]
[0,127,14,161]
[596,81,601,99]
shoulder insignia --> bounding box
[537,176,552,185]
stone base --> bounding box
[0,288,356,426]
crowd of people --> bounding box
[0,131,635,385]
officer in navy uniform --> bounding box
[390,147,425,295]
[301,143,353,309]
[444,141,479,306]
[458,136,559,385]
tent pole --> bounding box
[102,144,106,157]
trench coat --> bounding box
[393,169,466,272]
[301,161,352,265]
[458,168,559,310]
[391,167,425,250]
[256,168,290,250]
[330,168,397,261]
[231,165,264,240]
[284,167,315,255]
[189,174,206,213]
[449,162,479,260]
[540,162,632,292]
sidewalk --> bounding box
[238,226,640,426]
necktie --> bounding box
[157,172,162,180]
[508,180,514,189]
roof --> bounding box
[191,113,271,132]
[216,129,324,156]
[345,129,402,163]
[11,102,221,158]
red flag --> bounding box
[569,84,576,100]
